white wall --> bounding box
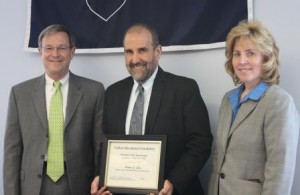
[1,1,299,194]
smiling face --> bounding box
[38,31,75,81]
[123,27,161,83]
[232,38,264,90]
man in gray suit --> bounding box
[3,24,105,195]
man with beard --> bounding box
[91,23,212,195]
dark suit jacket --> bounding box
[103,67,212,195]
[4,72,105,195]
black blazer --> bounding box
[103,67,212,195]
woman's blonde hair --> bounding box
[225,20,280,85]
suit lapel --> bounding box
[228,100,258,137]
[117,79,133,133]
[65,73,82,129]
[145,67,165,134]
[219,101,233,150]
[32,75,48,131]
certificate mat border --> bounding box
[100,135,167,194]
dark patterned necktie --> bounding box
[129,84,144,135]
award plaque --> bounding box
[100,135,167,194]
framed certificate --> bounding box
[100,135,167,194]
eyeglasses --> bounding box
[41,46,72,53]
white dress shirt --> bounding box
[45,72,69,121]
[125,67,158,135]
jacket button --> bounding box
[41,155,45,160]
[220,173,225,179]
[38,174,42,179]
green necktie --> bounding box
[47,81,64,182]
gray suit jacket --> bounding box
[4,72,105,195]
[208,85,299,195]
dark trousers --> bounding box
[40,162,71,195]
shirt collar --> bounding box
[45,72,70,87]
[228,81,269,104]
[241,81,268,102]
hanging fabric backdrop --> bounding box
[25,0,253,53]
